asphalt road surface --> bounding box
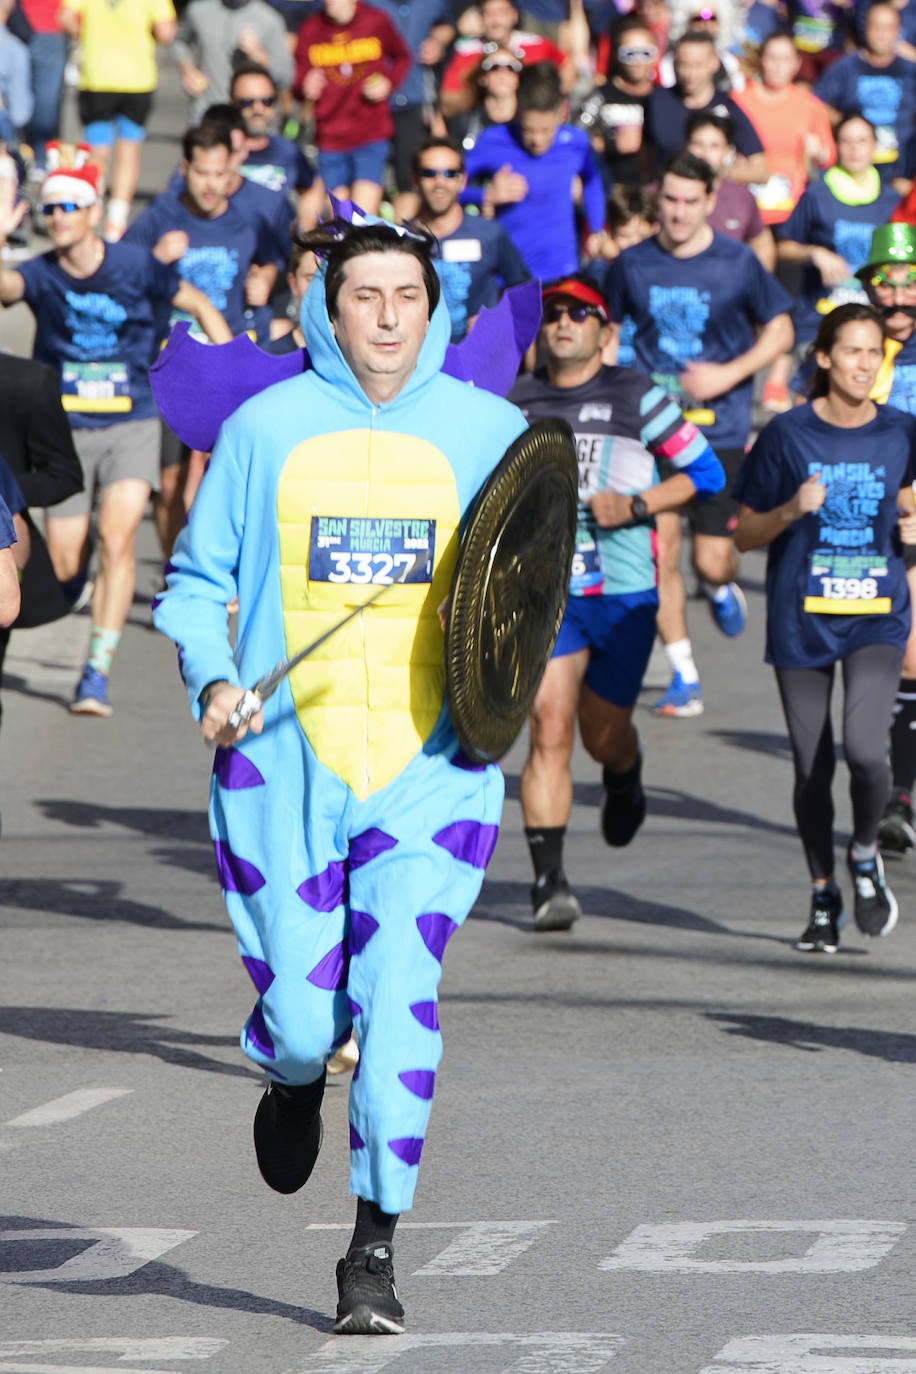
[2,66,916,1374]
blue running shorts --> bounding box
[552,590,658,708]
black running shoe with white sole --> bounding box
[601,757,646,847]
[253,1076,324,1194]
[878,795,916,857]
[846,846,898,937]
[531,871,581,932]
[794,886,845,953]
[334,1244,405,1335]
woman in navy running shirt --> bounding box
[734,304,916,952]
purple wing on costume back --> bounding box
[149,280,542,453]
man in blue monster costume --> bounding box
[153,220,528,1335]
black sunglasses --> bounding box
[543,301,605,324]
[237,94,277,108]
[418,168,462,179]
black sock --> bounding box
[890,678,916,793]
[348,1197,399,1256]
[525,825,565,881]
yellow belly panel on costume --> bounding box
[277,428,461,799]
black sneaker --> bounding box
[601,757,646,847]
[531,871,581,932]
[878,796,916,857]
[253,1076,324,1194]
[334,1244,405,1335]
[794,886,845,953]
[846,847,899,937]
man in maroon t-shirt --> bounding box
[685,109,775,269]
[294,0,411,214]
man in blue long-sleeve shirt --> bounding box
[463,62,606,280]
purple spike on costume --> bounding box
[246,1004,276,1059]
[450,748,486,772]
[348,908,380,956]
[307,941,348,991]
[297,860,347,912]
[443,279,543,397]
[213,840,266,895]
[416,912,458,963]
[349,1123,366,1150]
[213,746,266,790]
[349,826,398,870]
[241,955,275,995]
[432,821,499,870]
[388,1137,424,1166]
[399,1070,436,1100]
[410,1000,439,1031]
[347,996,363,1018]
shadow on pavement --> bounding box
[474,877,725,932]
[0,1007,258,1078]
[0,877,224,932]
[37,800,211,843]
[0,1216,332,1330]
[708,1011,916,1062]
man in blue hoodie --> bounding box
[154,221,527,1336]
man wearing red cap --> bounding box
[0,142,232,716]
[509,273,725,929]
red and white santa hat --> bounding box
[40,142,102,207]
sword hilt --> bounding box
[227,689,263,730]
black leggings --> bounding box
[775,644,903,880]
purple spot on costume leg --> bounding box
[241,955,274,995]
[432,821,499,869]
[349,827,398,869]
[399,1070,435,1100]
[246,1003,276,1059]
[350,1124,366,1149]
[307,941,348,991]
[349,908,379,956]
[450,747,487,772]
[389,1137,424,1166]
[150,595,162,613]
[416,912,458,963]
[410,1001,439,1031]
[214,840,266,895]
[297,860,347,912]
[347,996,362,1018]
[214,747,265,790]
[164,560,178,578]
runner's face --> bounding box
[233,75,278,136]
[45,201,98,251]
[869,263,916,340]
[657,172,713,246]
[331,251,430,399]
[759,36,799,87]
[816,319,884,402]
[415,154,465,215]
[865,4,899,57]
[616,28,656,82]
[540,298,606,366]
[612,216,651,250]
[837,118,877,173]
[183,146,231,216]
[518,108,562,156]
[481,0,517,44]
[686,126,729,174]
[323,0,357,22]
[288,250,319,304]
[674,42,717,97]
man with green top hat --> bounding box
[856,220,916,854]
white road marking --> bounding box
[299,1332,624,1373]
[600,1220,906,1273]
[0,1228,197,1284]
[702,1333,916,1372]
[0,1337,225,1373]
[306,1221,557,1275]
[7,1089,133,1128]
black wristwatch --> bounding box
[630,493,649,523]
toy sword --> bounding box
[226,563,417,729]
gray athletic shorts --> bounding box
[53,418,161,518]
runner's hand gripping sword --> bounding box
[226,562,417,729]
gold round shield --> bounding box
[445,418,578,763]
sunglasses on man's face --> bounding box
[418,167,462,179]
[869,266,916,288]
[543,301,605,324]
[39,201,83,216]
[237,94,277,108]
[617,43,658,61]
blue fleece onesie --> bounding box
[154,267,527,1214]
